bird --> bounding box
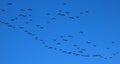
[93,44,97,47]
[27,8,32,11]
[57,13,66,16]
[67,52,72,54]
[106,48,110,50]
[93,54,102,58]
[7,3,13,5]
[53,39,57,41]
[62,39,68,41]
[24,21,29,24]
[63,3,67,5]
[86,41,91,44]
[69,17,75,19]
[56,43,61,45]
[78,51,83,53]
[58,10,62,12]
[10,19,15,21]
[19,27,24,29]
[80,12,84,14]
[60,35,64,38]
[75,16,80,18]
[68,35,73,38]
[34,36,39,40]
[65,12,70,14]
[112,41,115,44]
[47,21,51,24]
[79,31,84,34]
[20,9,26,11]
[81,54,90,57]
[73,44,78,47]
[1,2,118,60]
[51,17,56,20]
[0,9,5,12]
[29,19,32,21]
[28,14,32,16]
[46,13,51,15]
[85,10,89,13]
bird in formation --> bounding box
[0,1,119,60]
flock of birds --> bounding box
[0,2,120,60]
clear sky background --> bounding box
[0,0,120,64]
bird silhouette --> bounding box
[0,1,119,60]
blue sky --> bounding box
[0,0,120,64]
